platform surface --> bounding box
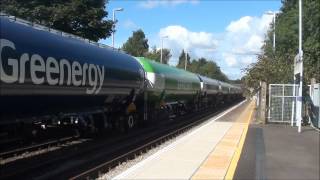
[234,123,320,180]
[113,100,254,180]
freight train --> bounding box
[0,15,242,140]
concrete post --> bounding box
[309,78,316,124]
[311,78,316,91]
[260,82,267,124]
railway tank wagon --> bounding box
[0,16,145,138]
[219,82,243,104]
[135,57,201,121]
[0,14,244,143]
[229,84,243,101]
[198,75,223,108]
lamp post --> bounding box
[296,0,303,133]
[112,8,124,48]
[160,35,168,64]
[265,11,279,52]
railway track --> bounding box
[0,102,238,180]
[0,136,78,161]
[68,103,236,180]
[0,122,162,179]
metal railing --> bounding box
[268,84,298,123]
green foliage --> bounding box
[302,0,320,81]
[144,46,171,64]
[144,48,228,81]
[188,57,229,82]
[1,0,114,41]
[175,50,228,81]
[176,50,191,70]
[122,31,172,63]
[243,0,320,92]
[122,29,149,57]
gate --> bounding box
[268,84,298,123]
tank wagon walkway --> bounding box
[113,100,254,180]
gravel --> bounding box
[0,138,90,165]
[98,118,211,180]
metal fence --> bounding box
[268,84,298,123]
[309,83,320,128]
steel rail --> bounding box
[0,101,242,180]
[0,136,77,160]
[69,105,231,180]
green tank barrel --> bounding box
[136,57,200,93]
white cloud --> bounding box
[222,53,238,67]
[139,0,199,9]
[122,19,139,30]
[149,14,273,80]
[218,14,273,69]
[205,14,273,79]
[244,34,263,52]
[240,56,256,65]
[157,25,218,65]
[226,16,252,33]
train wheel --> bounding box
[178,104,186,116]
[31,128,38,140]
[119,114,135,133]
[127,115,135,129]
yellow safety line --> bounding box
[224,103,254,180]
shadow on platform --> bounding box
[235,124,320,180]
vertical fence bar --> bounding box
[268,84,272,122]
[291,84,295,126]
[295,84,299,126]
[281,84,285,122]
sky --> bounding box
[100,0,282,80]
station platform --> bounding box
[112,100,319,180]
[234,122,320,180]
[113,100,254,180]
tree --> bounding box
[144,46,171,64]
[1,0,114,41]
[122,29,149,57]
[176,50,191,70]
[243,0,320,92]
[145,46,159,61]
[159,49,171,64]
[188,57,229,82]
